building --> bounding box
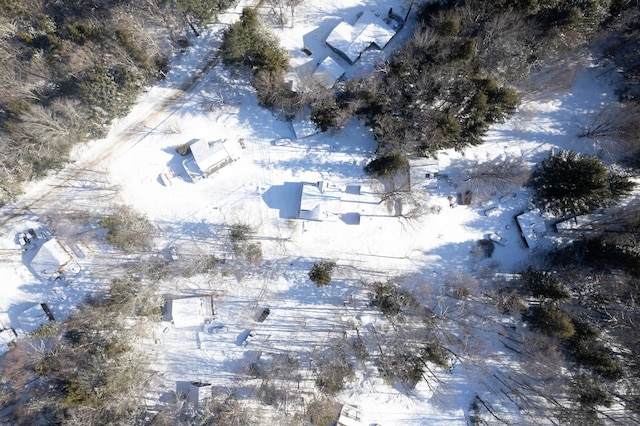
[176,381,211,409]
[516,210,546,249]
[183,139,241,180]
[326,9,398,64]
[312,57,345,88]
[165,295,215,328]
[30,238,80,281]
[298,181,341,221]
[337,404,364,426]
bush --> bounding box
[524,269,571,302]
[364,152,409,178]
[370,281,417,317]
[99,205,153,251]
[436,18,460,37]
[474,239,495,258]
[311,97,339,132]
[523,306,575,339]
[175,143,191,156]
[574,375,613,408]
[308,260,336,286]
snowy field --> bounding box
[0,0,628,424]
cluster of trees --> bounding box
[0,0,198,205]
[307,0,634,163]
[0,274,162,424]
[219,8,299,118]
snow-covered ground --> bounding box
[0,0,628,423]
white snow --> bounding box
[0,0,631,424]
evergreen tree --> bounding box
[529,150,634,216]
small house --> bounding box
[165,295,214,328]
[183,139,241,180]
[298,181,341,221]
[516,210,546,249]
[30,238,80,281]
[326,9,398,64]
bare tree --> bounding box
[462,155,530,203]
[577,103,640,158]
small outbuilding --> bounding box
[165,295,215,328]
[176,381,211,409]
[30,238,80,281]
[184,139,241,180]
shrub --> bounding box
[309,260,336,286]
[524,269,571,302]
[574,375,612,408]
[436,18,460,37]
[473,239,495,258]
[311,97,339,132]
[175,143,191,156]
[370,281,417,317]
[364,152,409,178]
[99,205,153,251]
[65,20,99,44]
[523,306,575,339]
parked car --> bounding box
[256,308,270,322]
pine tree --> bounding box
[529,150,634,216]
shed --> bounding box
[31,238,80,281]
[176,381,211,408]
[326,10,397,64]
[312,57,345,88]
[165,295,215,328]
[516,210,546,249]
[299,181,341,221]
[337,404,364,426]
[186,139,241,179]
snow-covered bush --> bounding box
[308,260,336,287]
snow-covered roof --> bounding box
[290,115,319,139]
[326,9,397,64]
[312,57,345,88]
[0,328,16,356]
[190,139,241,177]
[299,181,341,221]
[16,303,49,334]
[167,296,214,328]
[516,210,546,249]
[31,238,80,280]
[176,381,211,408]
[337,404,364,426]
